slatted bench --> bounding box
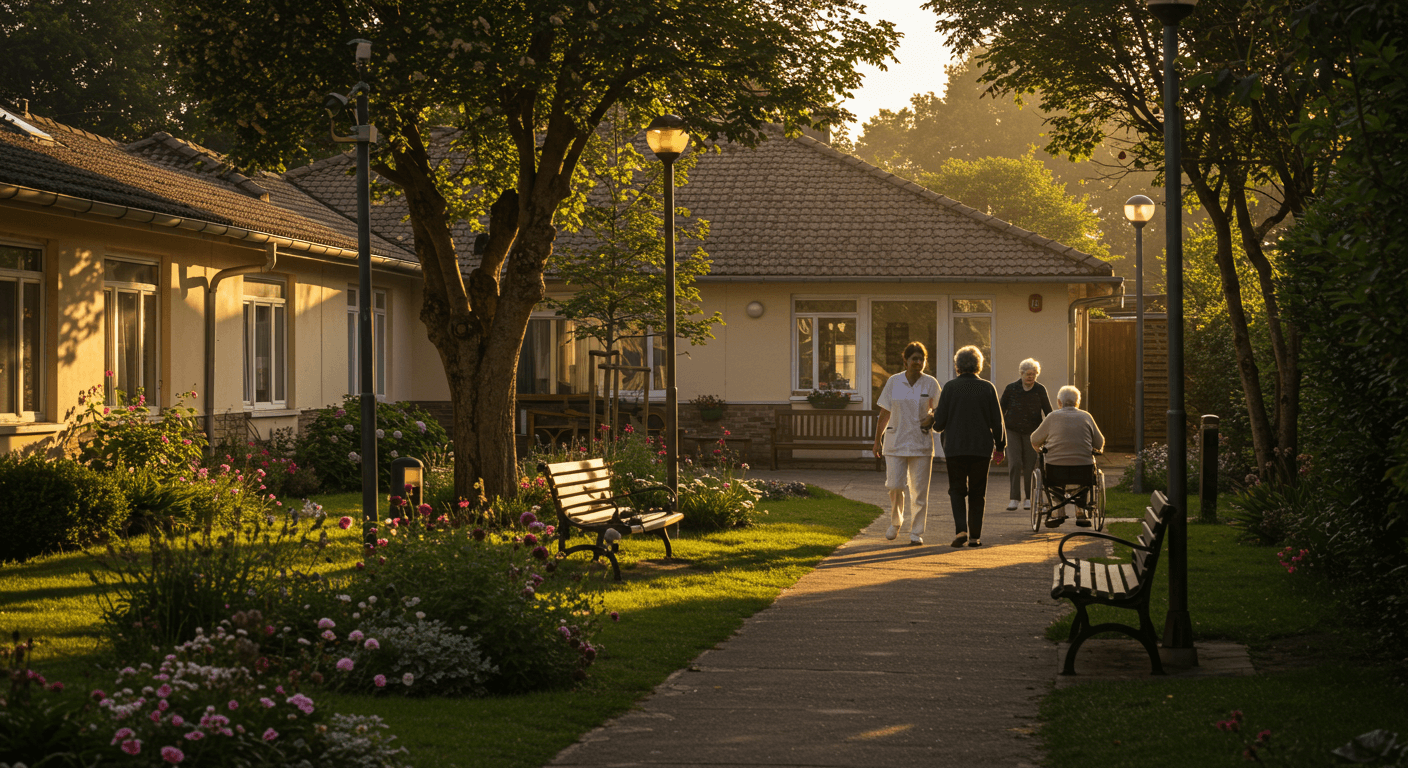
[770,407,883,470]
[1051,491,1173,675]
[538,458,683,581]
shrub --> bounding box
[214,432,322,502]
[0,453,128,563]
[676,469,763,531]
[753,479,810,501]
[116,468,201,534]
[66,383,205,479]
[285,515,605,695]
[0,621,411,768]
[1227,478,1317,545]
[339,611,497,698]
[88,503,324,660]
[296,397,449,492]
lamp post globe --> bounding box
[1124,194,1155,494]
[1146,0,1196,663]
[645,114,691,502]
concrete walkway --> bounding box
[550,463,1250,767]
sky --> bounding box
[838,0,959,135]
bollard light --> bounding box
[390,456,425,510]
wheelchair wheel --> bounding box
[1030,467,1046,532]
[1092,469,1107,531]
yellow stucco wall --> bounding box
[0,204,446,455]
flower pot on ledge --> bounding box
[809,401,849,409]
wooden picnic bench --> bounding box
[1050,491,1173,675]
[769,407,883,470]
[538,457,683,581]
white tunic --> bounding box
[877,372,941,456]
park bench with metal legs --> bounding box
[1050,491,1173,675]
[538,457,682,581]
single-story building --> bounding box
[1,106,1118,464]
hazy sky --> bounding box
[838,0,959,134]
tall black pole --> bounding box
[663,157,678,500]
[1151,9,1195,659]
[355,69,377,545]
[1134,222,1146,493]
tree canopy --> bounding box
[168,0,899,499]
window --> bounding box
[347,287,387,397]
[104,258,158,405]
[794,299,858,390]
[618,331,665,394]
[244,277,287,407]
[870,300,939,402]
[951,297,994,381]
[0,243,42,418]
[516,317,602,395]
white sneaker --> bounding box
[909,534,924,546]
[1023,499,1032,510]
[1006,500,1019,511]
[885,524,898,541]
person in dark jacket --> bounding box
[923,345,1006,547]
[1000,358,1053,511]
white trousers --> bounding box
[884,454,933,536]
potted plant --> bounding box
[692,394,726,421]
[806,389,852,409]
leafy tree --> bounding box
[917,152,1111,261]
[0,0,201,144]
[547,114,720,389]
[168,0,899,499]
[925,0,1326,479]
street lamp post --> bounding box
[1124,194,1155,494]
[325,39,379,545]
[645,115,690,502]
[1146,0,1197,665]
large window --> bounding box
[0,243,43,418]
[794,299,857,391]
[951,297,994,381]
[346,287,387,397]
[870,300,939,402]
[104,258,158,405]
[516,317,602,395]
[243,277,287,407]
[618,332,665,394]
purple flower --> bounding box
[121,739,142,755]
[227,700,239,711]
[112,727,135,745]
[321,630,337,642]
[520,511,537,526]
[364,638,380,650]
[610,611,621,622]
[161,745,185,764]
[348,629,364,642]
[374,674,387,687]
[156,684,173,698]
[260,697,275,708]
[336,658,354,672]
[286,693,315,715]
[183,730,203,741]
[318,618,335,629]
[263,728,279,741]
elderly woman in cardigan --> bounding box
[1000,358,1053,511]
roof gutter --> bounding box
[0,182,420,275]
[696,274,1123,284]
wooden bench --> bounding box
[538,458,683,581]
[1051,491,1173,675]
[769,407,883,470]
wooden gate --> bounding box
[1088,320,1135,451]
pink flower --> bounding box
[376,538,388,547]
[260,697,275,708]
[112,727,135,744]
[374,674,387,687]
[321,630,337,641]
[348,630,364,642]
[286,693,315,715]
[227,700,239,711]
[161,745,185,764]
[263,728,279,741]
[184,730,204,741]
[610,611,621,622]
[364,638,380,650]
[336,658,354,672]
[170,715,185,727]
[318,618,335,629]
[418,503,433,517]
[339,516,353,530]
[121,739,142,755]
[523,533,539,546]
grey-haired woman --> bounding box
[1000,358,1053,510]
[924,345,1006,548]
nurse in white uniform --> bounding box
[872,342,941,545]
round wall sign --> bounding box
[1029,294,1043,313]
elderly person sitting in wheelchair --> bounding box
[1030,385,1105,527]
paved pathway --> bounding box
[552,467,1078,768]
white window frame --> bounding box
[103,256,160,407]
[243,276,288,409]
[0,239,44,421]
[347,286,387,399]
[791,297,860,392]
[950,295,997,382]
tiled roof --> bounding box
[0,113,415,262]
[669,129,1112,279]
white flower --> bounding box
[416,421,426,432]
[348,452,361,462]
[389,450,399,458]
[392,430,402,439]
[376,429,385,439]
[344,424,354,433]
[402,673,414,686]
[415,611,425,620]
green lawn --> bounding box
[1,487,880,768]
[1040,517,1408,767]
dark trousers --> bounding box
[947,455,992,539]
[1044,463,1094,509]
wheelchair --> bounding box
[1029,450,1106,532]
